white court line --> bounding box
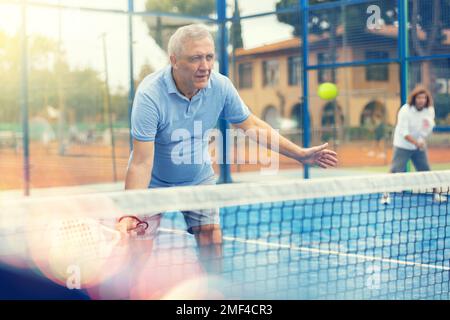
[159,228,450,271]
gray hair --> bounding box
[167,24,214,57]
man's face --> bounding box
[415,93,428,110]
[171,37,215,92]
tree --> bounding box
[275,0,398,37]
[146,0,215,16]
[0,31,20,126]
[275,0,341,37]
[136,63,155,87]
[230,0,243,49]
[275,0,300,36]
[0,31,128,130]
[145,0,216,50]
[410,0,450,91]
[410,0,450,57]
[275,1,449,73]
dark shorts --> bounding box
[390,146,431,173]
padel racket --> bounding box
[46,217,127,287]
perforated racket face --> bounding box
[47,218,122,285]
[51,219,104,262]
[18,196,129,288]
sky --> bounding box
[0,0,294,90]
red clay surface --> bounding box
[1,141,449,190]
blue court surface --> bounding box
[156,191,450,300]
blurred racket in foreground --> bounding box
[46,217,123,287]
[23,195,140,289]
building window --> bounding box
[317,52,336,83]
[365,51,389,81]
[238,62,253,89]
[262,59,279,87]
[288,56,302,86]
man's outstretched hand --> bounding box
[299,143,338,168]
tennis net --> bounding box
[0,170,449,299]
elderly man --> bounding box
[119,24,338,272]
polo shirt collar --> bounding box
[163,66,178,94]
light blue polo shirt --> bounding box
[130,65,250,188]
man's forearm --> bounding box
[404,135,419,147]
[124,163,152,190]
[245,118,305,162]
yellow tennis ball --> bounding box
[318,82,338,100]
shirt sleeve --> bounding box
[219,78,251,124]
[131,90,159,142]
[396,105,410,138]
